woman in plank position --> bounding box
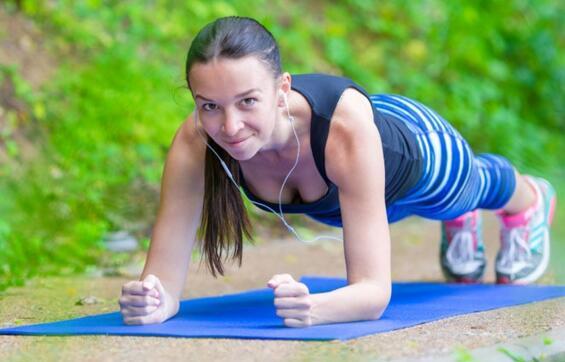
[119,16,556,327]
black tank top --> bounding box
[238,73,423,226]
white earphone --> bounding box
[193,92,343,243]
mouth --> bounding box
[224,136,250,146]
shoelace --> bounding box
[498,226,532,268]
[446,227,475,266]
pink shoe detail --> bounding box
[548,195,556,225]
[495,177,539,228]
[444,210,478,227]
[443,210,480,249]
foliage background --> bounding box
[0,0,563,290]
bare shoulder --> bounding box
[325,88,382,187]
[176,113,205,148]
[170,113,207,159]
[331,87,377,137]
[162,112,207,187]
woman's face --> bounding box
[188,55,282,161]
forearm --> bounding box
[141,214,200,300]
[141,246,190,301]
[309,281,390,326]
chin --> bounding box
[225,146,258,161]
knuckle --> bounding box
[146,274,156,281]
[302,297,313,309]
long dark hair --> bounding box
[185,16,282,277]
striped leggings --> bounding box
[370,94,517,223]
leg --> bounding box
[436,151,556,285]
[435,153,515,283]
[371,94,555,284]
[500,169,536,214]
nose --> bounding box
[222,108,244,137]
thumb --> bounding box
[267,273,295,288]
[142,274,158,291]
[151,275,166,300]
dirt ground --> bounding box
[1,215,563,362]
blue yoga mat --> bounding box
[1,276,564,341]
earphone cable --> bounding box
[193,101,343,243]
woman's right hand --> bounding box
[119,274,180,325]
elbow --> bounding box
[368,304,388,321]
[367,300,389,321]
[367,284,391,320]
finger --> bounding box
[267,273,295,288]
[284,318,311,328]
[119,294,161,308]
[274,296,312,310]
[276,308,309,320]
[123,312,162,326]
[122,282,159,297]
[121,305,159,317]
[274,283,309,298]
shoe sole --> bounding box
[498,177,555,285]
[441,263,486,284]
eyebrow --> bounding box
[194,88,262,102]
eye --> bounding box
[202,103,217,111]
[241,97,257,106]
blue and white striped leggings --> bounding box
[370,94,517,223]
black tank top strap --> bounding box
[291,73,357,186]
[290,72,422,206]
[238,72,423,224]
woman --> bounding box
[118,16,556,328]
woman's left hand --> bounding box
[267,273,313,328]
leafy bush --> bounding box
[1,0,563,289]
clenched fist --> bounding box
[119,274,179,325]
[267,273,313,328]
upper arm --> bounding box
[325,88,391,294]
[157,114,206,219]
[142,113,207,299]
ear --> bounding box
[277,72,292,107]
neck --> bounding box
[251,106,306,166]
